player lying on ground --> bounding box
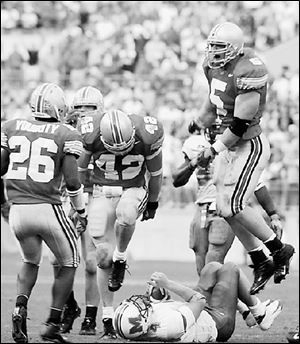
[113,261,282,342]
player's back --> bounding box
[2,117,82,204]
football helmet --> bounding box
[100,109,135,156]
[29,83,67,121]
[113,295,151,339]
[72,86,104,113]
[205,22,244,69]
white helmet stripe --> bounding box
[110,110,123,144]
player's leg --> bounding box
[206,215,235,265]
[39,203,79,342]
[216,134,294,291]
[189,205,209,277]
[10,204,42,343]
[227,217,275,294]
[237,267,282,331]
[109,187,148,292]
[79,229,100,335]
[203,262,239,342]
[89,189,118,338]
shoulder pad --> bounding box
[182,135,210,160]
[132,114,164,151]
[234,48,268,90]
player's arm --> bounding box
[189,97,215,134]
[1,148,9,176]
[254,184,283,239]
[172,155,197,187]
[77,149,93,185]
[212,91,260,152]
[149,272,206,320]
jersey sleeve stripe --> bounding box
[64,140,83,156]
[237,74,268,89]
[146,147,162,160]
[149,168,163,177]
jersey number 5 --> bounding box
[210,78,227,116]
[6,136,57,182]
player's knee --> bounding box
[116,202,137,226]
[206,246,227,265]
[85,256,97,274]
[208,217,232,245]
[96,243,113,269]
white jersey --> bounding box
[182,135,216,205]
[146,301,218,343]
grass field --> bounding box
[1,206,299,343]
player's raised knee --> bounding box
[209,217,231,245]
[116,203,137,226]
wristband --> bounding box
[212,140,227,154]
[67,185,85,211]
[268,210,278,217]
[147,201,158,210]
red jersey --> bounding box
[1,118,83,204]
[203,47,268,139]
[79,113,164,188]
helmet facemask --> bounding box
[206,40,243,69]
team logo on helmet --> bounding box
[113,295,151,339]
[100,110,135,156]
[205,22,244,69]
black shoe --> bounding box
[250,259,275,295]
[60,304,81,333]
[108,260,127,292]
[287,328,299,343]
[100,318,117,339]
[79,317,96,335]
[272,244,295,284]
[12,306,28,343]
[41,322,70,343]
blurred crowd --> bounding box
[1,1,299,209]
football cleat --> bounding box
[255,299,282,331]
[79,317,96,336]
[108,260,128,292]
[287,328,299,343]
[241,299,271,328]
[12,306,28,343]
[249,259,275,295]
[272,244,295,284]
[40,322,70,343]
[100,318,117,339]
[60,303,81,333]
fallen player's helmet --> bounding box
[206,21,244,68]
[113,295,151,339]
[29,83,67,121]
[100,109,135,156]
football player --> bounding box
[1,83,87,343]
[113,261,282,342]
[58,86,104,336]
[188,22,294,294]
[77,108,164,338]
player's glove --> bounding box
[68,207,88,235]
[141,201,158,221]
[188,120,201,134]
[197,146,217,168]
[65,109,81,128]
[270,213,283,240]
[1,201,11,222]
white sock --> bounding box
[102,306,114,320]
[112,248,127,262]
[249,299,265,317]
[237,300,249,314]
